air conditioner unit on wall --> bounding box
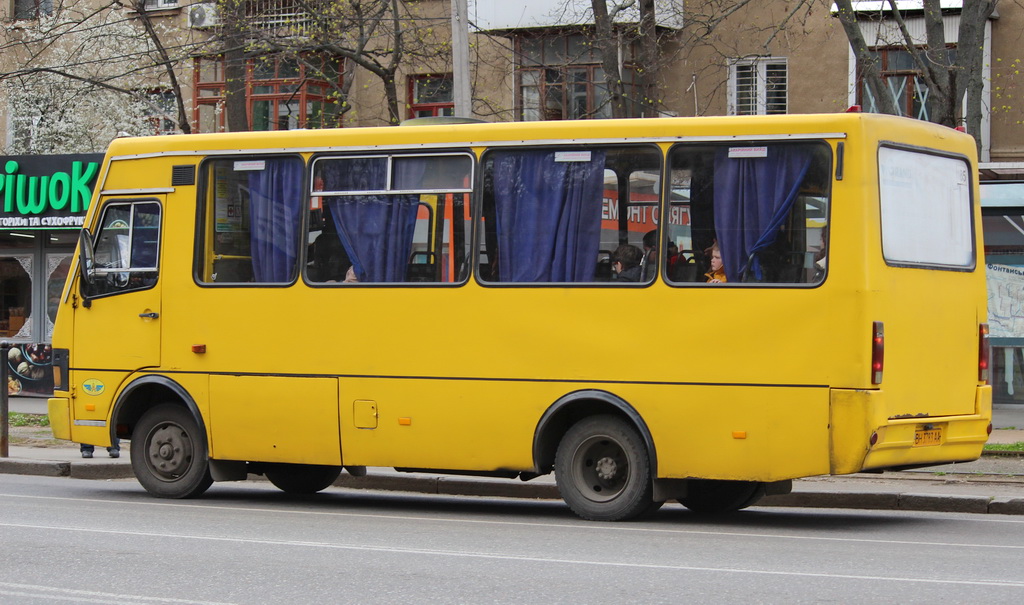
[188,3,220,28]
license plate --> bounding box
[914,427,942,446]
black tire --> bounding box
[678,479,764,514]
[131,404,213,499]
[554,415,657,521]
[265,464,341,494]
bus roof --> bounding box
[105,113,975,160]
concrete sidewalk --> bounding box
[4,398,1024,516]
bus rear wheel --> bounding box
[131,404,213,499]
[678,479,764,513]
[265,464,341,494]
[555,415,657,521]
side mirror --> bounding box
[78,228,96,287]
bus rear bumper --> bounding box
[830,386,992,474]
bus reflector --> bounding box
[871,322,884,385]
[979,324,990,383]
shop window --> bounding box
[45,254,71,340]
[409,75,455,118]
[981,182,1024,403]
[516,33,641,121]
[198,157,305,284]
[194,54,342,132]
[0,256,33,339]
[729,58,788,115]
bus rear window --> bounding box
[878,146,974,269]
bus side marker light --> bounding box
[732,431,747,439]
[85,403,95,412]
[869,432,878,446]
[987,423,993,436]
[979,324,990,383]
[871,322,884,385]
[192,344,207,354]
[398,417,412,426]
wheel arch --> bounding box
[111,375,206,448]
[532,389,657,476]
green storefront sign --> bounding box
[0,154,103,229]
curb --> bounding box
[0,458,133,480]
[336,474,1024,516]
[0,458,71,477]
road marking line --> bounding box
[4,491,1024,551]
[3,522,1024,589]
[0,582,236,604]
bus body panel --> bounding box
[208,375,341,465]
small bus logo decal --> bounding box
[82,379,105,396]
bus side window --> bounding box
[308,153,473,285]
[666,143,831,286]
[198,156,305,285]
[479,145,662,284]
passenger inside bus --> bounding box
[612,245,644,282]
[704,241,726,283]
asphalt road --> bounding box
[2,474,1023,604]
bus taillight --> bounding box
[979,323,990,383]
[871,322,884,385]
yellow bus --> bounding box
[48,112,992,521]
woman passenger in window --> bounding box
[704,241,727,283]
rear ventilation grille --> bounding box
[171,165,196,186]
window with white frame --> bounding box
[143,0,179,9]
[729,58,788,115]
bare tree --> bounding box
[832,0,997,153]
[0,0,196,151]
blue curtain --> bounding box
[248,158,304,282]
[713,146,812,281]
[491,150,605,282]
[321,158,422,282]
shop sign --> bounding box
[0,154,104,229]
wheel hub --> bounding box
[147,423,193,480]
[595,456,618,481]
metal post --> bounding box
[1,341,10,457]
[451,0,472,117]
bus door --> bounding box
[72,197,163,414]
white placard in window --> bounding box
[728,146,768,158]
[233,160,266,172]
[554,151,592,163]
[879,146,973,268]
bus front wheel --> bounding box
[265,464,341,494]
[678,479,764,513]
[131,404,213,499]
[554,415,658,521]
